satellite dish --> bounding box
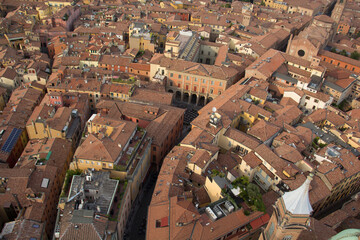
[212,107,217,113]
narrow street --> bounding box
[125,172,157,240]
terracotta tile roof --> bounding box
[188,149,212,169]
[0,219,44,240]
[181,127,215,148]
[303,89,331,103]
[334,78,356,89]
[254,144,291,180]
[194,186,211,206]
[248,87,267,100]
[270,105,302,127]
[224,128,261,150]
[75,118,137,163]
[193,84,250,135]
[274,144,304,163]
[279,97,299,107]
[58,203,108,240]
[299,217,337,240]
[246,49,286,79]
[348,109,360,121]
[247,119,281,142]
[243,152,262,169]
[130,88,173,106]
[320,209,349,228]
[305,109,346,127]
[99,55,132,66]
[319,50,360,67]
[309,175,331,205]
[287,64,311,78]
[217,151,241,170]
[150,54,239,81]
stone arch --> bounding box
[191,94,197,105]
[183,92,190,103]
[175,91,181,101]
[198,96,206,106]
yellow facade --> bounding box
[187,162,203,175]
[75,159,114,171]
[264,0,289,10]
[129,35,155,52]
[170,2,183,9]
[26,122,63,140]
[47,0,72,9]
[88,121,115,136]
[204,176,223,202]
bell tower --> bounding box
[259,173,314,240]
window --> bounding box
[186,76,189,80]
[283,236,292,240]
[202,79,206,84]
[305,96,310,100]
[178,74,182,79]
[211,81,214,85]
[314,99,319,103]
[219,82,223,87]
[170,73,173,77]
[210,88,214,94]
[266,223,274,239]
[298,49,305,57]
[194,78,198,82]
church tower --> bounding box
[259,173,314,240]
[331,0,346,24]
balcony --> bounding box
[26,192,45,203]
[116,128,147,171]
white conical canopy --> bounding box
[282,174,313,215]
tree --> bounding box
[351,51,360,60]
[232,176,249,188]
[339,49,348,56]
[260,0,265,6]
[247,183,261,201]
[330,47,337,53]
